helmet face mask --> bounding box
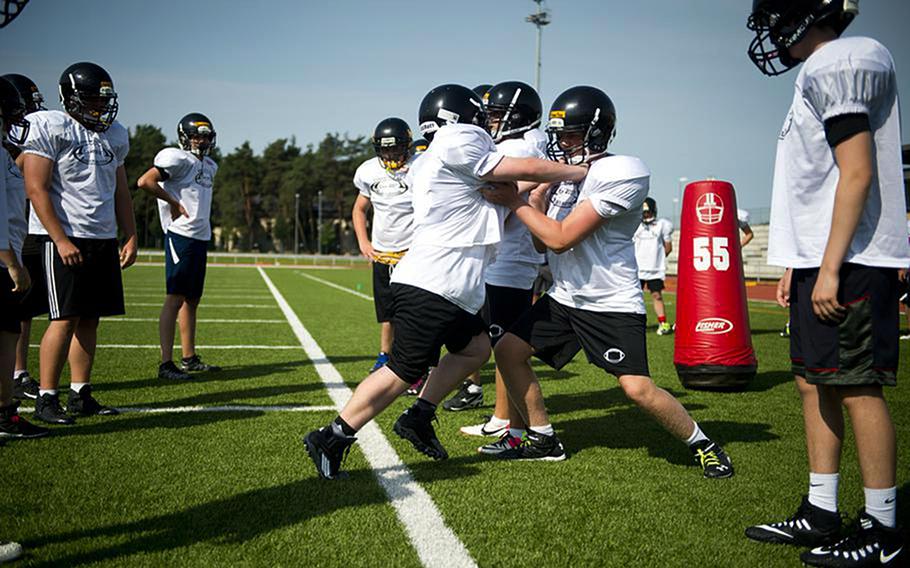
[418,84,488,143]
[178,113,217,158]
[59,62,119,132]
[371,117,412,171]
[747,0,859,76]
[0,77,29,145]
[545,86,615,165]
[484,81,542,143]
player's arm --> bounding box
[136,166,187,220]
[481,183,606,254]
[740,223,754,247]
[812,129,874,322]
[22,153,83,266]
[352,194,375,261]
[114,165,138,269]
[0,184,26,291]
[664,239,673,257]
[481,156,587,184]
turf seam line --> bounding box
[297,271,374,301]
[258,267,476,568]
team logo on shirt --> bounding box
[779,109,793,140]
[370,177,408,197]
[548,182,579,209]
[194,165,214,188]
[603,348,626,364]
[72,141,115,166]
[695,193,724,225]
[695,317,734,335]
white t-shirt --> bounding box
[633,217,673,281]
[737,208,751,229]
[524,128,549,157]
[154,148,218,241]
[767,37,910,269]
[22,110,129,239]
[353,155,415,252]
[391,124,506,313]
[4,149,26,260]
[547,155,649,314]
[485,136,546,289]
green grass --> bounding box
[4,264,908,567]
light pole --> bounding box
[294,192,300,255]
[317,190,323,256]
[526,0,550,92]
[676,176,688,226]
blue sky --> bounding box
[2,0,908,215]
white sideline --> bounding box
[128,303,277,308]
[126,293,272,300]
[297,271,373,301]
[104,318,286,324]
[20,404,337,414]
[27,344,302,350]
[258,267,475,568]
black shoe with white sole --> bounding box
[690,440,734,479]
[800,511,904,567]
[303,426,356,480]
[745,495,842,547]
[497,430,566,461]
[393,405,448,460]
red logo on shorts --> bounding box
[694,318,734,334]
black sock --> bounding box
[415,398,437,414]
[332,416,357,437]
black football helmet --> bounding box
[59,62,118,132]
[0,77,29,145]
[1,73,45,114]
[418,84,487,142]
[747,0,859,76]
[545,86,616,164]
[371,117,412,171]
[410,138,428,154]
[472,84,493,101]
[178,112,216,158]
[642,197,657,223]
[484,81,542,143]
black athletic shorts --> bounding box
[372,261,395,323]
[18,234,48,319]
[42,237,125,320]
[900,271,910,307]
[790,264,898,386]
[387,284,489,384]
[0,270,23,334]
[640,278,665,293]
[509,294,649,377]
[165,232,208,300]
[482,283,533,347]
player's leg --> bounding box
[173,237,217,373]
[158,294,190,380]
[12,319,38,399]
[370,262,394,372]
[66,317,116,416]
[649,280,672,335]
[34,318,77,425]
[13,236,47,399]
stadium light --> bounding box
[294,193,300,255]
[526,0,551,91]
[676,176,689,225]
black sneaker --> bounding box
[405,374,426,396]
[801,511,904,567]
[497,429,566,461]
[181,355,221,372]
[33,392,75,425]
[12,372,38,400]
[690,440,734,479]
[67,386,119,417]
[0,402,50,439]
[159,361,192,381]
[442,380,483,412]
[745,495,842,546]
[303,427,356,480]
[393,405,448,460]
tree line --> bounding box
[124,124,374,253]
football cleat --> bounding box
[303,426,356,480]
[181,355,221,373]
[745,495,842,546]
[33,393,75,425]
[12,372,38,400]
[690,440,734,479]
[657,322,674,335]
[0,401,49,439]
[405,374,426,397]
[800,511,903,567]
[478,432,524,455]
[497,429,566,461]
[393,405,448,460]
[159,361,192,381]
[442,380,483,412]
[460,416,509,437]
[67,386,118,417]
[370,351,390,373]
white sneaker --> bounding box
[459,417,508,437]
[0,541,23,563]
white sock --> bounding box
[530,424,554,437]
[864,486,897,528]
[13,370,27,380]
[808,472,839,513]
[70,382,88,393]
[39,389,57,397]
[466,383,482,394]
[509,428,526,439]
[685,422,709,446]
[486,416,509,430]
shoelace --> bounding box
[695,448,721,468]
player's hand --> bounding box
[120,236,138,269]
[528,183,553,211]
[480,181,521,208]
[776,268,792,308]
[169,201,189,221]
[7,263,30,293]
[811,268,846,323]
[56,238,83,266]
[359,241,376,262]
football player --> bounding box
[737,208,754,247]
[633,197,675,335]
[302,83,589,479]
[137,113,220,380]
[743,2,907,565]
[480,86,734,479]
[1,73,46,401]
[352,117,416,375]
[446,81,547,456]
[0,75,48,440]
[21,62,136,425]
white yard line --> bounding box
[258,267,475,568]
[127,303,277,308]
[27,344,302,350]
[103,318,286,324]
[126,293,272,299]
[19,404,337,414]
[297,271,373,301]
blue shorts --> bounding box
[165,232,208,300]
